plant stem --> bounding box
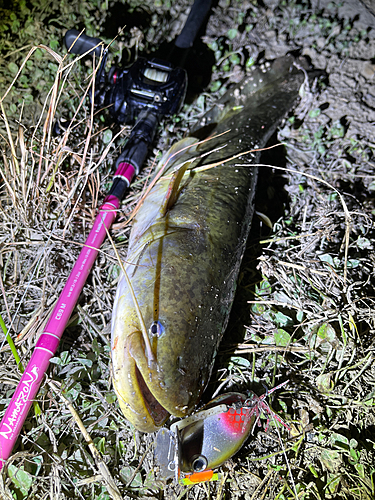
[0,312,23,372]
[0,312,41,415]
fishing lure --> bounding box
[155,381,290,484]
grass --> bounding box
[1,0,375,499]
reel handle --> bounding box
[64,29,104,58]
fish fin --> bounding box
[160,160,192,216]
[155,137,198,175]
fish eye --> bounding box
[149,321,164,337]
[191,455,208,472]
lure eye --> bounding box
[191,455,208,472]
[150,321,164,337]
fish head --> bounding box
[111,260,214,432]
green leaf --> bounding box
[320,449,341,472]
[8,62,19,75]
[144,469,157,489]
[50,351,71,365]
[251,302,266,315]
[210,80,221,92]
[120,467,143,488]
[77,357,93,368]
[274,329,291,347]
[64,382,82,401]
[355,463,365,479]
[229,53,240,65]
[208,40,218,51]
[230,356,251,368]
[331,432,349,449]
[316,373,334,393]
[349,448,359,462]
[35,48,44,60]
[349,438,358,449]
[318,253,335,266]
[257,278,272,294]
[317,323,336,343]
[36,433,50,448]
[347,259,361,268]
[25,455,43,476]
[105,392,117,404]
[246,56,255,68]
[309,464,319,478]
[97,487,111,500]
[356,236,372,249]
[92,338,102,354]
[24,93,33,104]
[327,473,341,494]
[227,28,238,40]
[309,108,321,118]
[49,39,59,50]
[97,437,106,453]
[264,310,293,328]
[8,465,33,497]
[296,310,304,321]
[102,129,113,144]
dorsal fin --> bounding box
[155,137,198,176]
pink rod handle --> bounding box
[0,196,119,468]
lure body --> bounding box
[111,56,305,432]
[155,382,290,482]
[177,393,255,473]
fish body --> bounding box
[111,56,305,432]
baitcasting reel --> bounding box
[64,30,188,125]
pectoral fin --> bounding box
[160,160,192,216]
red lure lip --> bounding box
[155,380,291,484]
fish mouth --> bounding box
[112,330,170,433]
[134,364,170,429]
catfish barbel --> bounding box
[111,56,305,432]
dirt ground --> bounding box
[0,0,374,499]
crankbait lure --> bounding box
[155,381,290,484]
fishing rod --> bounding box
[0,0,211,469]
